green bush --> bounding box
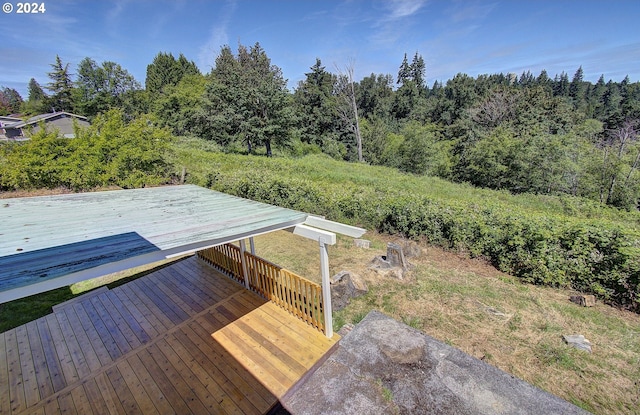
[179,152,640,311]
[0,109,173,191]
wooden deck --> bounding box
[0,256,340,415]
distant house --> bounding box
[0,112,90,140]
[0,115,23,140]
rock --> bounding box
[370,255,393,269]
[386,242,408,268]
[354,239,371,249]
[331,271,368,311]
[369,242,415,279]
[562,334,592,353]
[282,311,592,415]
[401,240,422,258]
[569,295,596,307]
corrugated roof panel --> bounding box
[0,185,308,301]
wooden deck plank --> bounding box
[136,348,193,415]
[176,258,243,302]
[207,302,297,397]
[213,315,300,388]
[212,327,291,398]
[43,395,61,415]
[0,331,11,415]
[194,313,275,407]
[70,303,113,366]
[153,337,230,415]
[223,294,324,367]
[15,324,40,410]
[127,354,175,415]
[175,323,270,415]
[56,307,102,373]
[232,290,333,353]
[226,295,330,365]
[144,342,210,415]
[93,372,127,415]
[26,321,55,402]
[166,330,246,415]
[2,257,339,415]
[120,281,175,331]
[5,328,27,414]
[87,294,135,354]
[132,277,187,325]
[35,318,67,393]
[152,271,202,316]
[104,365,142,415]
[107,287,155,343]
[80,299,126,360]
[54,311,92,379]
[70,384,94,415]
[56,391,76,415]
[165,262,220,306]
[116,359,159,415]
[45,315,78,387]
[96,293,146,349]
[82,377,113,415]
[114,284,164,338]
[155,268,208,313]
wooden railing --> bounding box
[197,244,325,333]
[197,243,243,284]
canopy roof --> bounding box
[0,185,322,303]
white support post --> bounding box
[319,238,333,338]
[239,239,250,289]
[249,237,256,255]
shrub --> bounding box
[188,153,640,311]
[0,109,173,191]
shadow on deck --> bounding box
[0,256,339,415]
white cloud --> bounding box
[198,0,237,72]
[385,0,428,20]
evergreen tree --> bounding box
[22,78,49,114]
[536,70,553,92]
[397,53,410,86]
[410,52,426,90]
[356,73,394,120]
[293,59,342,156]
[47,55,74,112]
[569,66,586,109]
[145,52,200,95]
[553,71,570,96]
[195,42,293,156]
[28,78,47,102]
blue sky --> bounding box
[1,0,639,98]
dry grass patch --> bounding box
[255,230,640,415]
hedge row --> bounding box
[201,158,639,311]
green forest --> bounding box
[2,44,640,208]
[1,44,639,311]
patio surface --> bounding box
[0,256,339,415]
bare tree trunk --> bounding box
[265,139,272,157]
[335,61,363,162]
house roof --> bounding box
[0,185,314,303]
[4,111,88,129]
[0,115,22,123]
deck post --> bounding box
[249,237,256,255]
[239,239,250,288]
[319,238,333,338]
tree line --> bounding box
[2,45,640,208]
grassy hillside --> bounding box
[253,230,640,415]
[171,137,640,311]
